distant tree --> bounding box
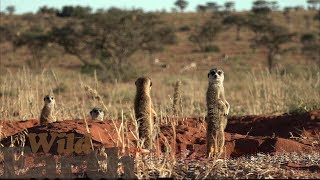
[196,5,207,13]
[13,26,53,71]
[300,33,317,45]
[314,10,320,31]
[0,25,14,42]
[247,14,271,42]
[52,10,176,81]
[223,14,247,40]
[37,6,58,15]
[189,19,223,52]
[251,23,295,71]
[300,33,320,66]
[307,0,320,10]
[6,6,15,15]
[50,22,93,67]
[174,0,188,12]
[73,6,92,18]
[57,6,74,17]
[294,6,305,11]
[270,1,279,11]
[224,1,235,12]
[206,2,221,12]
[56,5,91,18]
[283,7,292,25]
[251,0,271,15]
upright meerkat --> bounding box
[172,80,182,115]
[90,107,104,121]
[206,68,230,158]
[134,77,157,150]
[40,95,56,125]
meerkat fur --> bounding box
[40,95,56,125]
[206,68,230,158]
[172,80,182,115]
[134,77,156,150]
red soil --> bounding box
[1,110,319,158]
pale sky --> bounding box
[0,0,308,14]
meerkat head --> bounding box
[135,77,152,92]
[208,68,225,84]
[90,107,104,120]
[43,95,55,105]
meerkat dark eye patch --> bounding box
[150,82,152,87]
[217,71,222,75]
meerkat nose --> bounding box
[214,74,217,78]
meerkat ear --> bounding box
[150,81,152,87]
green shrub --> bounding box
[204,45,220,52]
[179,25,191,32]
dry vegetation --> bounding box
[0,5,320,179]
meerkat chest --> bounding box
[42,105,54,115]
[207,85,222,102]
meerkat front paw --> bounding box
[224,101,230,116]
[152,108,157,117]
[218,100,228,116]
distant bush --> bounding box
[179,25,191,32]
[204,45,220,52]
[300,33,317,45]
[0,25,14,42]
[82,61,147,83]
[56,5,92,18]
[300,33,320,66]
[37,6,58,15]
[189,19,223,52]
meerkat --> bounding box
[172,80,182,116]
[206,68,230,158]
[134,77,157,150]
[90,107,104,121]
[40,95,56,125]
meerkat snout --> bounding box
[208,68,224,84]
[90,107,104,121]
[44,95,55,104]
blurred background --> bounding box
[0,0,319,121]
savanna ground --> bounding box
[0,7,320,178]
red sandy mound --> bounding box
[0,110,319,158]
[227,110,320,139]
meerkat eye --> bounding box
[217,71,222,75]
[150,82,152,87]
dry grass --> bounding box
[0,65,319,121]
[171,152,320,179]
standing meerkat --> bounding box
[90,107,104,121]
[206,68,230,158]
[134,77,157,150]
[40,95,56,125]
[172,80,182,116]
